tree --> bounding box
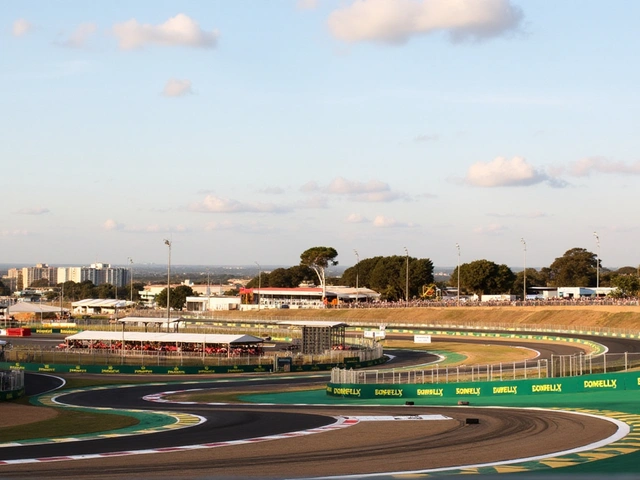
[615,266,638,276]
[451,260,515,296]
[548,248,597,287]
[156,285,195,310]
[512,268,546,298]
[0,280,10,296]
[343,255,434,301]
[300,246,338,301]
[172,285,196,310]
[611,274,640,297]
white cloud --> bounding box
[13,18,33,37]
[487,210,549,219]
[162,78,193,97]
[372,215,417,228]
[300,181,319,193]
[473,223,506,235]
[305,177,407,202]
[326,177,388,194]
[567,157,640,177]
[15,207,50,215]
[297,0,319,10]
[204,220,275,234]
[345,213,368,223]
[0,229,29,237]
[414,133,439,142]
[103,219,124,231]
[261,186,285,195]
[188,195,291,214]
[299,196,330,209]
[127,224,188,233]
[112,13,219,50]
[57,23,97,48]
[465,156,552,187]
[328,0,524,45]
[104,219,187,233]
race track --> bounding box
[0,331,636,478]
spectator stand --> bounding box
[61,330,264,360]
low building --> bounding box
[239,286,380,310]
[185,295,241,312]
[71,299,129,316]
[557,287,616,299]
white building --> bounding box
[185,295,241,311]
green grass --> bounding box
[0,407,139,443]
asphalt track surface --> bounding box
[0,332,637,478]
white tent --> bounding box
[5,303,68,314]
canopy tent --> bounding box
[64,331,264,346]
[117,316,184,332]
[4,303,68,314]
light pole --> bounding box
[456,243,460,307]
[404,247,409,305]
[354,249,360,305]
[127,257,134,306]
[164,239,171,332]
[521,238,527,301]
[594,231,600,294]
[255,261,261,310]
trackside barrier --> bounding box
[5,328,31,337]
[327,370,640,399]
[0,369,24,401]
[0,356,385,375]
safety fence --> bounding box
[332,351,640,386]
[550,352,640,377]
[332,359,550,385]
[3,342,382,368]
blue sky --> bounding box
[3,0,639,270]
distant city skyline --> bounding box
[3,1,639,269]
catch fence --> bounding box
[332,352,640,385]
[4,343,383,368]
[0,369,23,392]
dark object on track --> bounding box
[405,401,414,405]
[465,418,480,425]
[458,401,470,405]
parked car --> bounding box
[280,304,290,309]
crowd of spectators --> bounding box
[338,296,640,309]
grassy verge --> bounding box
[383,340,536,366]
[0,407,139,443]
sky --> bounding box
[2,0,640,271]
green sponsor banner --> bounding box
[327,371,640,399]
[0,356,384,375]
[32,328,80,335]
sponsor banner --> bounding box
[32,328,80,335]
[0,356,385,376]
[327,371,640,399]
[414,335,432,344]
